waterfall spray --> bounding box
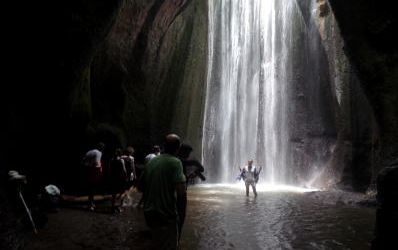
[203,0,336,186]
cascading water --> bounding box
[202,0,337,185]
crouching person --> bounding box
[140,134,186,250]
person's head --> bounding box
[178,143,193,159]
[153,145,160,154]
[248,160,253,168]
[125,146,134,156]
[97,142,105,152]
[164,134,181,155]
[115,148,123,157]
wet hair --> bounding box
[125,146,134,155]
[164,134,181,155]
[178,143,193,159]
[97,142,105,151]
[153,145,160,153]
[115,148,123,156]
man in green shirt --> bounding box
[142,134,186,250]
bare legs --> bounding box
[111,192,125,213]
[252,183,257,197]
[88,187,96,211]
[245,181,257,197]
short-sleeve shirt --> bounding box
[244,165,257,182]
[144,153,158,164]
[143,154,186,221]
[83,149,102,168]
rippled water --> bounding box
[181,185,375,250]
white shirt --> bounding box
[244,165,257,182]
[83,149,102,168]
[145,153,159,164]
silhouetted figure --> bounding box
[110,148,127,213]
[178,143,206,184]
[176,143,205,240]
[240,160,259,197]
[121,146,136,189]
[144,145,161,164]
[136,145,161,208]
[140,134,186,249]
[82,142,105,211]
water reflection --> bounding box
[181,185,374,250]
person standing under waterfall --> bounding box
[241,160,258,197]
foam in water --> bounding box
[195,183,319,193]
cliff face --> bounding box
[67,0,207,175]
[327,0,398,186]
[90,0,207,157]
[0,0,208,184]
[287,0,397,191]
[294,0,379,191]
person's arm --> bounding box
[176,182,186,197]
[183,159,204,172]
[175,159,187,193]
[95,151,102,171]
[241,168,246,180]
[175,160,187,225]
[121,159,127,178]
[131,157,137,179]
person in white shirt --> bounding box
[241,160,258,197]
[144,145,161,163]
[82,142,105,211]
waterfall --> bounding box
[203,0,336,185]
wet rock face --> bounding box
[1,0,206,199]
[292,0,377,191]
[292,0,397,191]
[327,0,398,180]
[90,0,207,156]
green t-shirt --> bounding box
[143,154,186,220]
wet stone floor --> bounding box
[25,184,375,250]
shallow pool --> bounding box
[181,184,375,250]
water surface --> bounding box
[181,185,375,250]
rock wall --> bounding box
[58,0,206,188]
[289,0,377,191]
[90,0,207,159]
[327,0,398,181]
[310,0,378,191]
